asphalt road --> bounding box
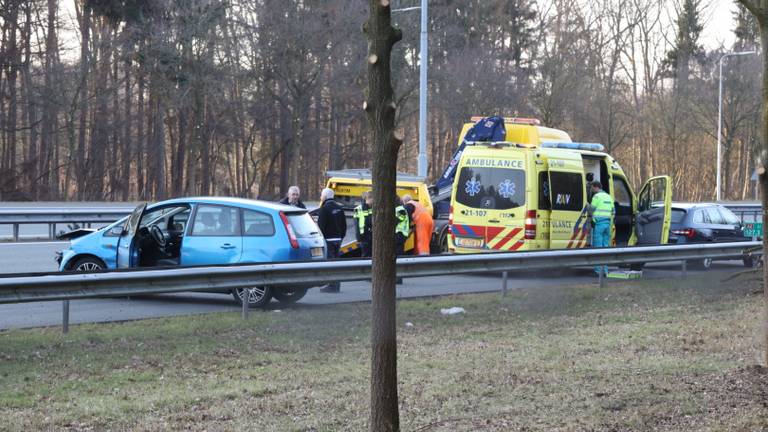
[0,240,747,330]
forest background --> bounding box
[0,0,760,202]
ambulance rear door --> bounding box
[452,153,527,251]
[634,175,672,245]
[547,155,588,249]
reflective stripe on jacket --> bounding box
[590,191,614,219]
[353,205,372,235]
[395,205,410,237]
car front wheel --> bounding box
[232,286,273,308]
[272,287,308,305]
[71,256,106,272]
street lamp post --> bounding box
[393,0,428,179]
[717,50,756,201]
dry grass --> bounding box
[0,273,766,431]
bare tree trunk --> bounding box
[136,57,146,200]
[760,22,768,368]
[738,0,768,366]
[75,2,90,200]
[364,2,403,430]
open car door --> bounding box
[116,203,147,268]
[634,176,672,245]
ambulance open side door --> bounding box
[634,175,672,245]
[547,156,588,249]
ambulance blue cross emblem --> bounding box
[498,179,515,198]
[465,176,481,196]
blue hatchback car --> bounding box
[57,197,327,307]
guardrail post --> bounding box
[598,270,605,288]
[62,300,70,333]
[49,223,56,240]
[241,295,249,320]
[681,260,687,277]
[12,224,19,242]
[501,271,508,297]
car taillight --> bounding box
[672,228,696,238]
[279,212,299,249]
[448,205,454,234]
[524,210,537,239]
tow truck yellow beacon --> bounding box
[448,116,673,254]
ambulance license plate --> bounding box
[455,237,483,248]
[311,247,324,257]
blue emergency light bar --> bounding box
[540,142,605,152]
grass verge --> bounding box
[1,274,767,431]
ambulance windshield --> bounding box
[456,167,525,210]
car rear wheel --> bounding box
[272,287,308,305]
[689,258,713,270]
[232,286,273,308]
[71,256,105,272]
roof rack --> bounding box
[325,169,426,183]
[469,116,541,125]
[465,141,537,149]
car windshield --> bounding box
[286,212,320,237]
[455,167,526,210]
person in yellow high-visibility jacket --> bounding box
[587,181,614,276]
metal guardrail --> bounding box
[0,241,760,304]
[0,241,760,332]
[0,207,134,241]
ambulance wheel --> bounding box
[438,232,449,254]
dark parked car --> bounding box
[667,203,756,269]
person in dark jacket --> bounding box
[318,187,347,293]
[353,191,374,257]
[279,186,306,209]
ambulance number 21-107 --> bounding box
[462,209,487,217]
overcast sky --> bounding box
[701,1,738,50]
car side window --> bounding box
[705,207,724,224]
[191,205,239,236]
[169,209,191,232]
[613,177,632,207]
[718,208,741,225]
[242,209,275,236]
[693,210,706,224]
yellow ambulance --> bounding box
[448,118,672,253]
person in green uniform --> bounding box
[587,181,614,276]
[353,191,373,257]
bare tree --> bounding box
[734,0,768,367]
[364,1,402,430]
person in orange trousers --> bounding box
[402,195,433,255]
